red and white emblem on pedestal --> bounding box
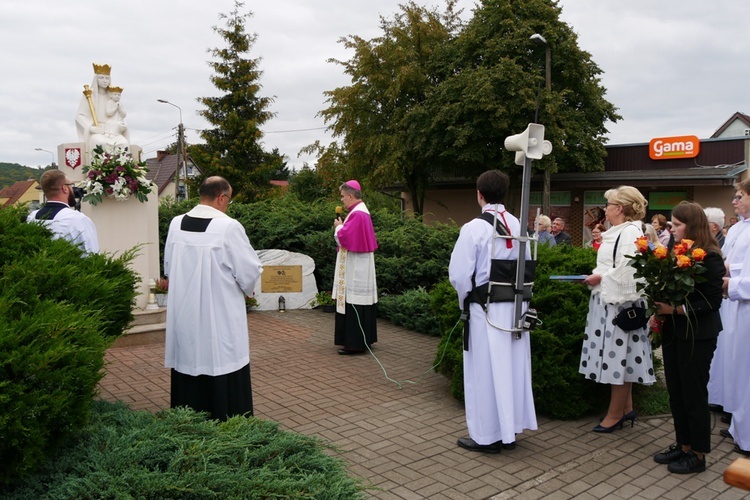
[65,148,82,169]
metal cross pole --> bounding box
[503,123,552,338]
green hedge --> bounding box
[0,206,138,484]
[2,401,366,499]
[158,196,459,297]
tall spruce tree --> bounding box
[195,1,276,202]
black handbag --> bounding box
[614,305,648,331]
[610,228,648,332]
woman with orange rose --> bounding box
[651,201,724,474]
[579,186,654,434]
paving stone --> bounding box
[98,310,750,500]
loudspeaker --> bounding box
[504,123,546,159]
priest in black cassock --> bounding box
[164,176,263,420]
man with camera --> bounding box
[27,169,99,255]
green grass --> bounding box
[2,401,368,499]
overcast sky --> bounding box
[1,0,748,169]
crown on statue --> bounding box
[93,63,111,75]
[108,86,124,93]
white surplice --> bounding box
[722,218,750,450]
[449,204,537,446]
[708,219,749,410]
[164,204,263,377]
[28,202,100,255]
[333,202,377,314]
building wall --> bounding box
[694,185,737,227]
[15,182,40,206]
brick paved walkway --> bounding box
[99,310,749,499]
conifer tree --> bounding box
[195,1,276,202]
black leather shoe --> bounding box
[457,437,502,454]
[720,429,733,439]
[722,414,732,424]
[735,445,750,457]
[337,349,366,355]
[709,404,724,413]
[502,441,516,450]
[654,444,684,464]
[667,451,705,474]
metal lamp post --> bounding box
[530,33,552,218]
[34,148,56,168]
[157,99,186,201]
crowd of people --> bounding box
[28,167,750,477]
[446,175,749,477]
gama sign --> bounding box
[649,135,700,160]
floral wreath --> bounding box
[80,145,154,205]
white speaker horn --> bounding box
[504,123,547,159]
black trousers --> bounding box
[662,337,717,453]
[171,363,253,421]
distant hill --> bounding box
[0,163,49,189]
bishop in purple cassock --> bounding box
[332,180,379,354]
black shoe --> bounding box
[720,429,733,439]
[722,414,732,424]
[668,451,706,474]
[593,416,625,433]
[457,437,502,454]
[735,445,750,457]
[709,404,724,413]
[654,444,685,464]
[622,410,637,427]
[337,348,366,355]
[502,441,516,450]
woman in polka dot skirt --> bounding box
[579,186,655,433]
[652,202,724,474]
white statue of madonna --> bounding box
[75,63,130,154]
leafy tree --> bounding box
[318,0,620,215]
[425,0,621,212]
[194,0,276,202]
[267,147,290,180]
[0,163,49,189]
[288,164,328,203]
[319,1,462,215]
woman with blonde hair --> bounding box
[580,186,655,432]
[536,215,556,246]
[642,223,660,249]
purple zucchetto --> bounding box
[345,180,361,192]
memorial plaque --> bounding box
[261,265,303,293]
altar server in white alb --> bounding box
[721,179,750,457]
[28,169,99,255]
[164,176,263,421]
[449,170,537,453]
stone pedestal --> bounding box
[58,142,159,310]
[253,250,318,311]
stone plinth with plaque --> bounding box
[253,250,317,310]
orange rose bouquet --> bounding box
[628,237,708,317]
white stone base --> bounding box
[253,249,318,311]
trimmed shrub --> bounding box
[0,206,138,484]
[378,288,442,336]
[158,197,458,297]
[2,401,367,499]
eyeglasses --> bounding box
[221,193,233,204]
[604,202,620,208]
[733,195,745,202]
